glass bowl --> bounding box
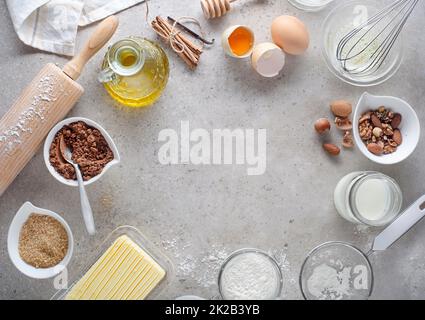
[287,0,335,12]
[321,0,404,87]
[218,248,283,300]
[300,242,374,300]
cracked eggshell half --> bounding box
[271,15,309,55]
[221,25,255,58]
[251,42,286,77]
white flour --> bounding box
[0,74,65,155]
[307,263,351,300]
[220,252,280,300]
[162,237,295,298]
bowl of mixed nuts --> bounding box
[353,92,420,165]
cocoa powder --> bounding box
[49,121,114,181]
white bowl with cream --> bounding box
[43,117,120,187]
[7,202,74,279]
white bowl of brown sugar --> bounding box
[43,117,120,187]
[7,202,74,279]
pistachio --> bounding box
[330,100,352,118]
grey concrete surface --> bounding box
[1,0,425,300]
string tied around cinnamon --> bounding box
[151,16,207,69]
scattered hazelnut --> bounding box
[323,143,341,156]
[314,118,331,134]
[330,100,352,118]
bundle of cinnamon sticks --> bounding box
[151,16,203,69]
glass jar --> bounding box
[334,171,402,227]
[218,249,283,300]
[98,36,169,108]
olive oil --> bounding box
[100,37,169,108]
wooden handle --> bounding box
[0,64,84,196]
[63,15,119,80]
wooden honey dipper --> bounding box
[201,0,240,19]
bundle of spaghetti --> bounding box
[151,16,203,69]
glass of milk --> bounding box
[334,172,402,227]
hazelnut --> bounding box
[330,100,352,118]
[314,118,331,134]
[373,127,383,138]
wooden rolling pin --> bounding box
[0,16,119,196]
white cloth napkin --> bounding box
[6,0,145,56]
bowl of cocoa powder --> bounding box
[44,117,120,187]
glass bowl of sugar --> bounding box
[218,248,283,300]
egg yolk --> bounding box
[228,27,253,56]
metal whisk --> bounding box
[336,0,418,76]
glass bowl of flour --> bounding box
[300,242,374,300]
[218,249,283,300]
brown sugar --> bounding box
[19,214,69,268]
[49,121,114,181]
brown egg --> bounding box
[271,15,310,55]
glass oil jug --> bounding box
[98,36,169,107]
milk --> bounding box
[354,178,389,221]
[334,172,402,226]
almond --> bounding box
[367,143,383,155]
[391,113,402,129]
[371,114,383,128]
[323,143,341,156]
[314,118,331,134]
[393,129,403,145]
[330,100,352,118]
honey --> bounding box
[99,37,169,108]
[228,27,254,56]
